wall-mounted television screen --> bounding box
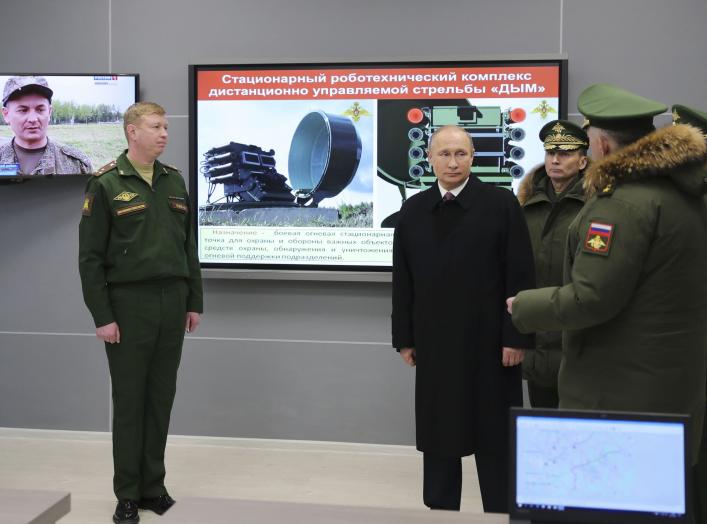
[189,59,567,272]
[0,73,139,178]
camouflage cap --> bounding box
[2,76,53,106]
[539,119,588,151]
[577,83,666,132]
[672,104,707,134]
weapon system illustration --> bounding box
[201,111,361,211]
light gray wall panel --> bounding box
[200,279,390,342]
[0,177,93,332]
[0,0,109,73]
[171,338,414,444]
[1,0,705,444]
[111,0,562,114]
[161,116,190,177]
[0,334,109,430]
[564,0,707,112]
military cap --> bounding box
[539,119,589,151]
[2,76,53,106]
[672,104,707,134]
[578,83,667,132]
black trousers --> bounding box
[527,381,559,409]
[423,452,509,513]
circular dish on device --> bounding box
[288,111,362,206]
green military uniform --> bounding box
[673,104,707,524]
[512,85,707,464]
[78,151,203,501]
[517,120,587,407]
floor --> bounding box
[0,428,483,523]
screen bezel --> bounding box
[189,57,568,274]
[508,407,692,524]
[0,72,139,181]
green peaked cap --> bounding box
[578,83,667,131]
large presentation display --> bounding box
[189,59,567,271]
[0,73,139,178]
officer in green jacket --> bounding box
[517,120,588,408]
[507,84,707,465]
[79,102,203,524]
[672,103,707,524]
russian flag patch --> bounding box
[583,221,614,256]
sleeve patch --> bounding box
[82,194,95,216]
[582,221,614,256]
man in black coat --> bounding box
[392,125,535,512]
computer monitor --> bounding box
[509,408,692,524]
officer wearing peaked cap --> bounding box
[516,120,588,408]
[672,103,707,524]
[508,84,707,469]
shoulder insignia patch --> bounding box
[598,183,614,197]
[94,160,117,177]
[582,222,614,256]
[82,194,95,216]
[114,191,139,202]
[163,163,181,173]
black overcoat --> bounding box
[392,177,535,458]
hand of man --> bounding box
[399,347,416,367]
[185,312,201,334]
[506,296,516,314]
[502,347,524,367]
[96,322,120,344]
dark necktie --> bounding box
[443,191,455,202]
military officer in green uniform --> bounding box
[517,120,588,408]
[506,84,707,469]
[672,103,707,524]
[79,102,203,524]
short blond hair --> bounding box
[123,101,166,139]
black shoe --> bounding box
[138,494,176,515]
[113,499,139,524]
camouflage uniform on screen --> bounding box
[1,75,92,175]
[0,137,92,174]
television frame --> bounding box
[508,407,693,524]
[189,57,568,278]
[0,72,139,181]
